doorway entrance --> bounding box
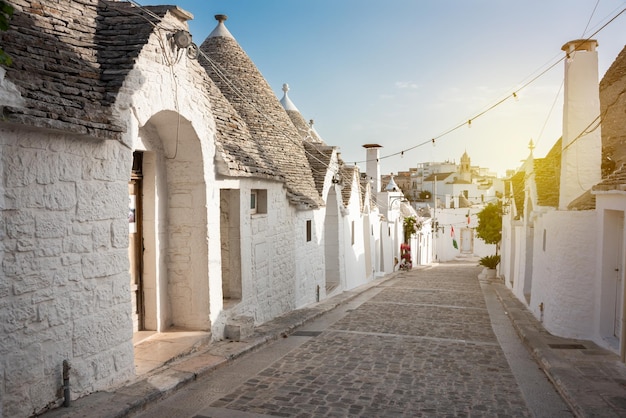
[129,151,144,332]
[600,209,625,358]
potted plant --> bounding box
[478,254,500,279]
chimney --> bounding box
[363,144,382,194]
[559,39,602,209]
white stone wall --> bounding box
[294,208,326,308]
[230,180,298,324]
[530,210,597,339]
[1,127,134,417]
[343,188,369,290]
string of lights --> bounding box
[121,1,624,183]
[353,5,626,166]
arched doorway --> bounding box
[133,111,211,333]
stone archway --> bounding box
[136,110,211,332]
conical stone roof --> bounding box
[199,15,322,208]
[280,83,325,144]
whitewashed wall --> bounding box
[342,186,369,290]
[529,210,597,339]
[1,127,134,417]
[0,10,223,415]
[294,207,326,308]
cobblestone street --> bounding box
[201,264,530,417]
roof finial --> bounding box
[279,83,298,111]
[209,14,234,39]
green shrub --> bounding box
[479,254,500,269]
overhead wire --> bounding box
[354,4,626,166]
[117,1,625,179]
[114,1,337,174]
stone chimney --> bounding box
[363,144,382,193]
[559,39,602,209]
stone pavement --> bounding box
[42,263,626,417]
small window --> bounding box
[250,191,257,214]
[351,221,355,245]
[251,189,267,214]
[306,220,312,242]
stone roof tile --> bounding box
[199,19,322,208]
[567,189,596,210]
[340,164,358,207]
[600,45,626,170]
[303,142,334,196]
[205,74,283,180]
[509,170,526,219]
[593,163,626,192]
[0,0,169,139]
[534,138,562,207]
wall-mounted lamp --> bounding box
[168,30,199,60]
[171,30,192,48]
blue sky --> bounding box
[146,0,625,177]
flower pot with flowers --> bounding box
[399,243,412,270]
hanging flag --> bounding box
[451,226,458,249]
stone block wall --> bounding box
[1,128,134,417]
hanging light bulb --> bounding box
[467,119,472,128]
[512,92,518,101]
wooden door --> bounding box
[129,157,144,332]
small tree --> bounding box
[403,216,417,244]
[0,1,14,66]
[476,202,502,254]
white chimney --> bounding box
[363,144,382,193]
[559,39,602,209]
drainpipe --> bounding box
[63,360,71,407]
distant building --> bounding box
[382,152,503,208]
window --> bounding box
[351,221,355,245]
[306,220,312,242]
[250,191,257,214]
[251,189,267,214]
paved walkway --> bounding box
[42,263,626,417]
